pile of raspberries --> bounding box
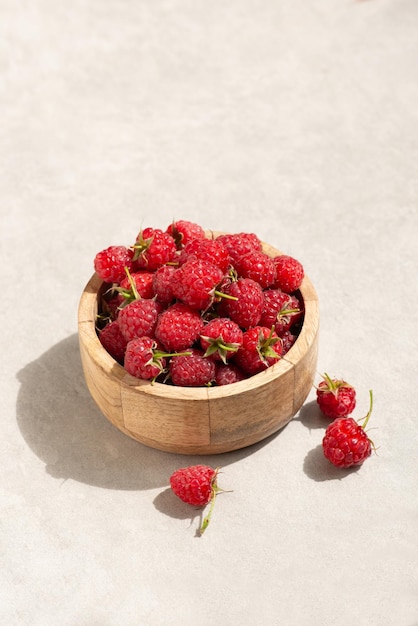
[93,220,305,387]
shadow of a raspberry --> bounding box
[303,444,361,482]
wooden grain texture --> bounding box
[77,238,319,455]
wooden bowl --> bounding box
[78,238,319,455]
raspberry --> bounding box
[166,220,205,249]
[155,302,204,352]
[169,348,216,387]
[199,317,243,363]
[132,227,177,270]
[260,289,303,336]
[170,465,226,534]
[322,391,374,468]
[215,363,246,386]
[152,264,176,306]
[116,270,155,307]
[220,278,264,329]
[171,258,224,311]
[117,298,163,342]
[179,238,230,273]
[234,249,276,289]
[280,329,297,355]
[216,232,261,265]
[124,337,168,380]
[316,373,357,419]
[98,320,128,363]
[273,254,304,293]
[234,326,282,375]
[94,245,134,284]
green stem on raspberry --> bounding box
[323,372,337,393]
[200,490,217,535]
[279,307,300,318]
[199,469,232,535]
[214,290,238,301]
[125,266,140,300]
[153,350,192,360]
[358,389,373,430]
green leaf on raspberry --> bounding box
[131,230,154,262]
[200,335,241,364]
[256,326,282,363]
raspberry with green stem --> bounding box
[322,390,376,468]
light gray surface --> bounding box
[2,1,418,625]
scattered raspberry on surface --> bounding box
[322,391,374,468]
[170,465,217,506]
[170,465,227,534]
[316,373,357,419]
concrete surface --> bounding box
[2,1,418,625]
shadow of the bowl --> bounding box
[16,334,284,491]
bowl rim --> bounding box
[78,235,319,401]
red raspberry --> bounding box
[233,249,276,289]
[155,302,204,351]
[170,465,226,534]
[215,363,246,386]
[216,232,261,265]
[199,317,243,363]
[170,465,217,506]
[234,326,282,375]
[166,220,205,249]
[94,245,134,284]
[152,264,176,306]
[116,270,155,307]
[273,254,304,293]
[124,337,167,380]
[169,348,216,387]
[322,391,374,468]
[100,292,120,321]
[132,227,177,270]
[179,238,230,273]
[117,298,163,342]
[98,320,128,363]
[171,258,224,311]
[280,329,297,355]
[316,373,357,419]
[220,278,264,329]
[260,289,303,336]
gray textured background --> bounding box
[2,1,418,624]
